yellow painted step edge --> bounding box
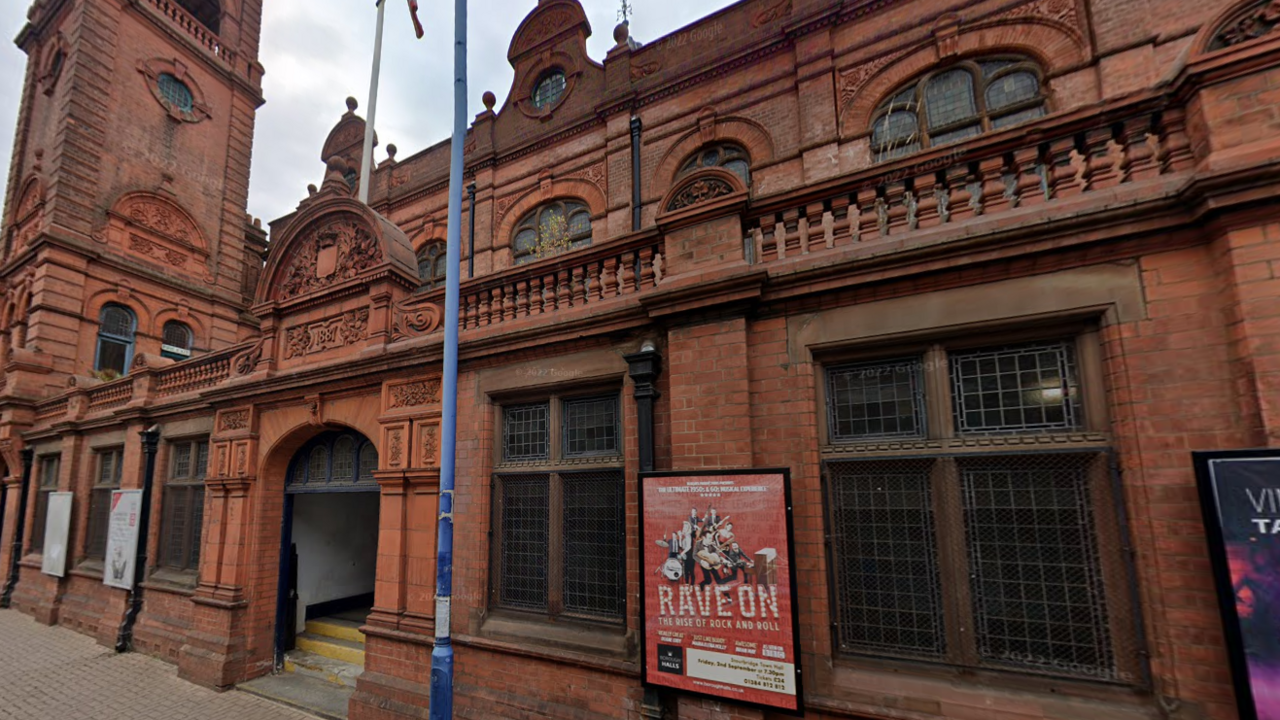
[295,636,366,665]
[305,619,366,644]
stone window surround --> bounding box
[135,57,213,124]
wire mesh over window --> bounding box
[827,358,927,441]
[951,340,1081,434]
[562,470,625,620]
[827,458,945,657]
[497,474,550,611]
[960,453,1117,681]
[158,73,194,112]
[86,449,123,561]
[29,455,60,552]
[563,395,620,458]
[503,403,550,461]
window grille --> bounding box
[158,73,194,112]
[29,455,61,552]
[497,473,550,611]
[870,56,1047,161]
[161,321,193,360]
[86,448,123,561]
[562,470,625,618]
[950,340,1080,434]
[826,358,926,441]
[562,396,619,457]
[532,70,566,109]
[503,403,550,462]
[286,432,379,491]
[161,439,207,573]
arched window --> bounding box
[176,0,221,34]
[417,241,447,289]
[512,200,592,266]
[870,56,1047,161]
[95,304,137,377]
[286,431,380,490]
[161,321,193,360]
[677,143,751,186]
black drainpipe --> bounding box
[116,426,160,652]
[630,115,643,232]
[467,182,477,278]
[624,341,661,473]
[1,448,34,608]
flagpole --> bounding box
[358,0,386,204]
[430,0,465,714]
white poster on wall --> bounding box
[40,492,73,577]
[103,489,142,590]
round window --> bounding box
[532,70,566,110]
[158,73,194,112]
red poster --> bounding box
[640,470,802,714]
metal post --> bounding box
[630,115,643,232]
[1,449,35,608]
[116,427,159,652]
[467,182,476,279]
[429,0,466,714]
[358,0,387,204]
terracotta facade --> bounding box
[3,0,1280,719]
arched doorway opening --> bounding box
[273,429,379,672]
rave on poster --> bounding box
[640,470,802,714]
[1195,451,1280,720]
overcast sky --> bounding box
[0,0,737,228]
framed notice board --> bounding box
[1194,449,1280,720]
[639,469,803,715]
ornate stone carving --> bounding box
[388,380,442,408]
[235,445,247,475]
[751,0,792,28]
[220,409,249,431]
[630,61,661,81]
[667,177,736,211]
[121,198,197,244]
[1210,0,1280,50]
[567,161,606,190]
[389,429,404,467]
[998,0,1079,28]
[392,296,444,340]
[277,216,383,301]
[231,338,264,376]
[517,8,574,53]
[129,235,188,267]
[283,308,371,359]
[422,426,439,466]
[495,193,519,224]
[216,445,228,477]
[14,180,41,222]
[838,50,909,111]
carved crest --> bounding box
[667,176,736,212]
[751,0,792,28]
[277,216,383,302]
[515,8,575,54]
[388,380,442,409]
[284,308,371,359]
[1209,0,1280,50]
[231,338,264,376]
[220,409,249,431]
[630,61,661,81]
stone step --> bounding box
[295,632,366,665]
[285,648,362,688]
[238,671,354,720]
[305,616,365,644]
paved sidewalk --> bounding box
[0,609,315,720]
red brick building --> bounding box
[2,0,1279,718]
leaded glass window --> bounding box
[511,200,593,266]
[677,143,752,186]
[287,432,379,492]
[162,321,193,360]
[870,56,1047,162]
[95,304,136,377]
[158,73,194,113]
[532,70,567,109]
[417,241,447,289]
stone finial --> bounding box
[307,184,318,196]
[345,96,359,113]
[482,91,496,111]
[387,143,398,161]
[613,20,629,46]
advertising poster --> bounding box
[640,470,802,714]
[1195,450,1280,720]
[40,492,73,578]
[103,489,142,591]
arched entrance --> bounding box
[273,429,379,672]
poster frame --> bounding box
[40,491,73,578]
[638,467,804,716]
[102,488,143,591]
[1193,448,1280,720]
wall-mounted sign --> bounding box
[1195,450,1280,720]
[40,492,73,578]
[103,489,143,591]
[640,469,803,715]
